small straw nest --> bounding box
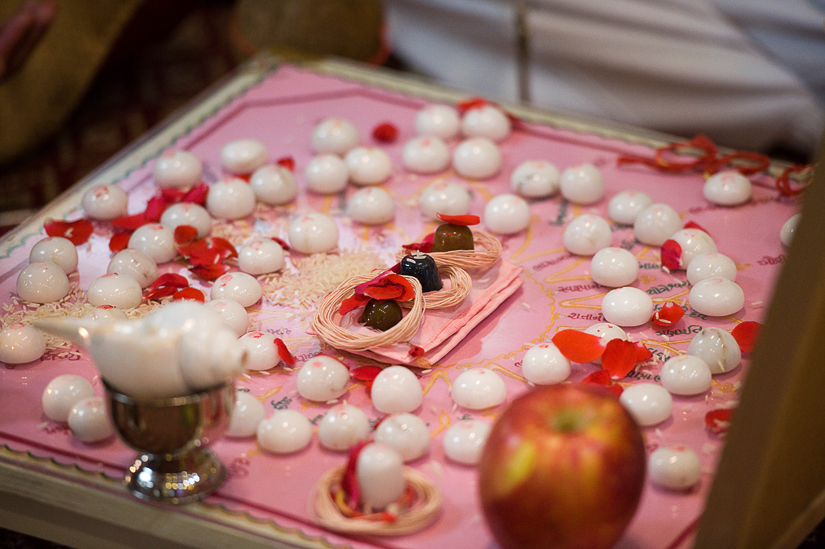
[310,465,442,536]
[311,273,424,352]
[400,265,472,310]
[398,230,502,271]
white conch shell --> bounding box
[35,302,248,398]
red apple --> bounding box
[478,384,646,549]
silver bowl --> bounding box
[104,379,235,504]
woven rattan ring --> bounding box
[398,230,502,271]
[400,264,472,310]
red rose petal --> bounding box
[635,341,653,362]
[172,287,205,302]
[652,302,685,327]
[174,225,198,247]
[148,272,190,291]
[456,96,489,114]
[342,440,367,509]
[436,213,480,226]
[44,218,94,245]
[408,345,425,358]
[270,236,290,251]
[365,273,416,302]
[372,122,399,143]
[731,321,761,353]
[661,239,682,271]
[601,339,639,379]
[178,237,209,258]
[160,188,187,204]
[551,330,605,363]
[145,286,179,300]
[144,195,168,223]
[108,231,131,253]
[275,338,296,365]
[210,237,238,260]
[581,369,623,398]
[705,408,734,435]
[339,293,372,316]
[276,156,295,171]
[683,220,711,236]
[351,365,383,382]
[111,213,147,230]
[184,183,209,205]
[190,263,229,280]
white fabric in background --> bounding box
[385,0,825,153]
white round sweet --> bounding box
[42,374,95,423]
[415,104,460,139]
[443,419,491,465]
[288,212,339,254]
[211,272,262,308]
[619,383,673,427]
[634,203,682,246]
[30,237,78,274]
[206,178,256,220]
[686,252,737,285]
[687,327,741,374]
[87,273,142,309]
[68,396,113,443]
[590,247,639,287]
[0,323,46,364]
[452,137,502,180]
[81,184,128,220]
[563,214,612,256]
[521,342,571,385]
[257,410,312,454]
[347,187,395,225]
[666,229,717,269]
[208,299,250,337]
[318,404,370,451]
[17,261,70,303]
[107,248,158,289]
[239,331,281,371]
[688,277,744,317]
[356,443,405,510]
[250,164,298,205]
[510,160,560,198]
[160,202,212,238]
[226,391,266,438]
[374,412,430,462]
[608,190,653,225]
[703,171,752,206]
[484,193,530,235]
[371,365,423,414]
[659,355,712,395]
[419,180,471,220]
[311,118,360,155]
[461,104,511,142]
[153,150,203,190]
[83,305,128,324]
[128,223,177,264]
[221,139,267,175]
[780,213,801,247]
[345,147,393,186]
[402,136,450,174]
[584,323,628,345]
[297,355,350,402]
[601,287,653,327]
[560,163,605,205]
[649,445,702,490]
[451,368,506,410]
[238,237,285,275]
[305,154,349,195]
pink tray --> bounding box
[0,61,799,549]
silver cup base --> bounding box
[124,448,226,505]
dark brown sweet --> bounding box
[399,252,442,293]
[431,223,474,252]
[359,298,403,331]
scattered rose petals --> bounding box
[683,220,710,236]
[269,236,290,251]
[149,273,189,291]
[111,212,148,230]
[635,342,653,362]
[601,339,638,379]
[456,96,489,114]
[108,231,131,253]
[174,225,198,247]
[372,122,399,143]
[189,263,229,280]
[661,239,682,271]
[652,302,685,327]
[351,366,382,383]
[44,218,94,245]
[184,183,209,205]
[342,440,367,509]
[581,369,623,398]
[172,287,205,302]
[363,274,415,302]
[705,408,734,435]
[144,195,167,223]
[731,321,761,353]
[408,345,425,358]
[402,233,434,253]
[276,156,295,171]
[145,286,178,301]
[340,293,372,316]
[275,338,296,365]
[551,330,605,363]
[436,213,480,226]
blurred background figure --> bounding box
[383,0,825,158]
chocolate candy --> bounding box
[431,223,474,252]
[399,252,442,293]
[360,299,403,331]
